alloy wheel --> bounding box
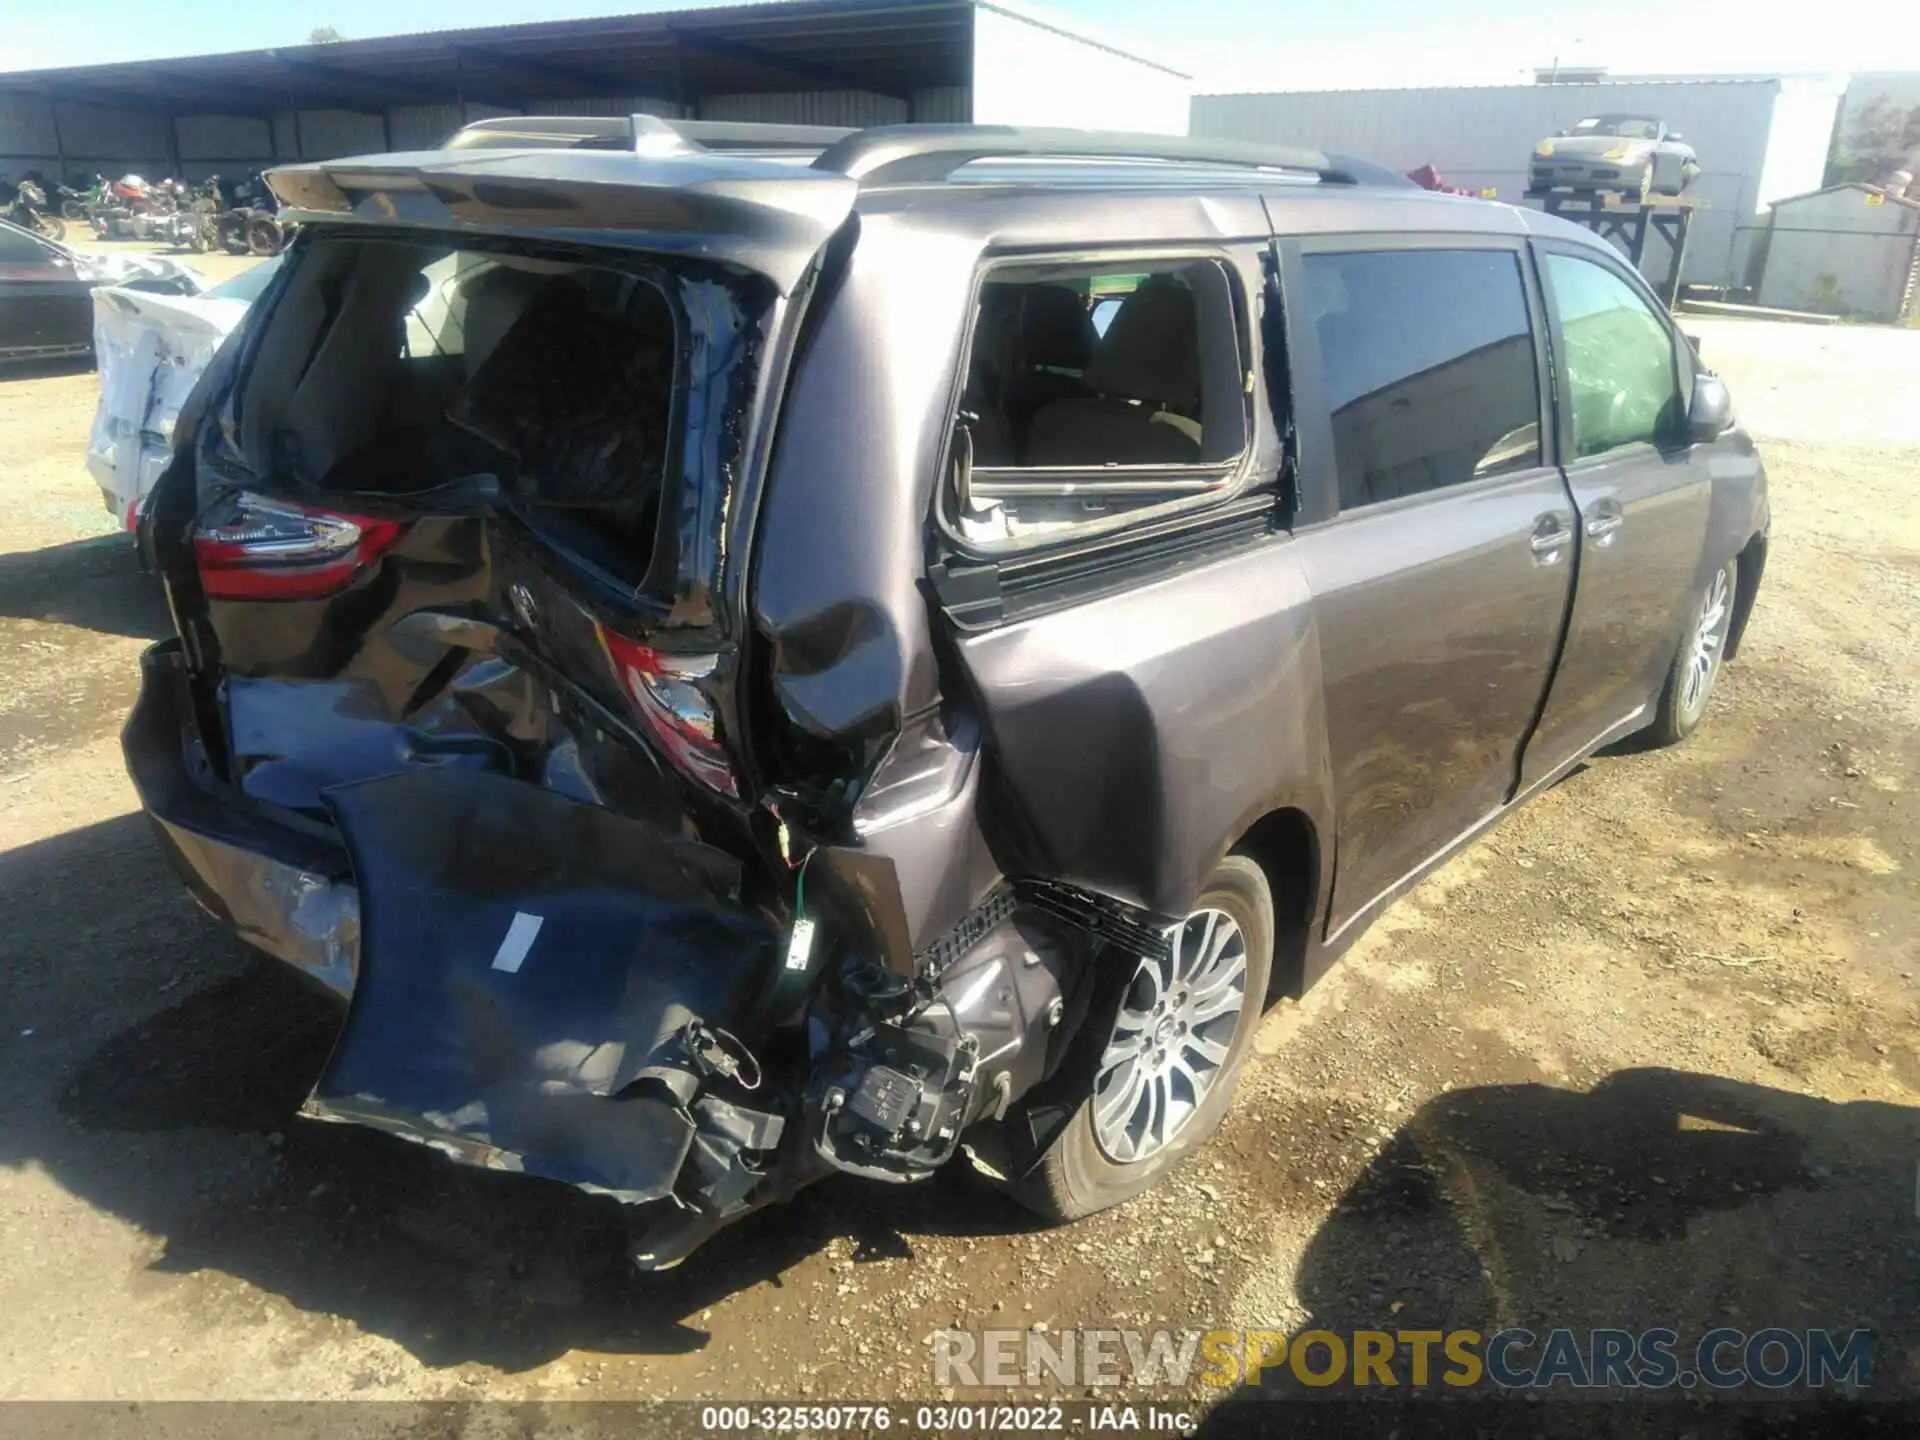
[1090,907,1249,1165]
[1680,565,1734,720]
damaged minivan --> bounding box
[127,116,1768,1267]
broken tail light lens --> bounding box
[596,625,740,798]
[194,493,404,601]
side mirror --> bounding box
[1668,131,1684,142]
[1688,372,1732,442]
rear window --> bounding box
[232,235,686,583]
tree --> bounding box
[307,25,344,44]
[1827,95,1920,185]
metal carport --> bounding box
[0,0,1188,182]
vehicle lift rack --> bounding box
[1539,190,1703,309]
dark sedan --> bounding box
[0,217,93,361]
[0,218,203,364]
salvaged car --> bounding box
[1527,114,1701,201]
[88,256,282,528]
[126,117,1768,1267]
[0,217,201,364]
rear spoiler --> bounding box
[442,113,856,155]
[263,147,856,294]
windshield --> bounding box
[1570,116,1661,140]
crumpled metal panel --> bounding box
[87,286,246,526]
[308,766,779,1204]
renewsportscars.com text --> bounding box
[932,1326,1874,1391]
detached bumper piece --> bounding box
[311,767,787,1230]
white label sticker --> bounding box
[785,916,817,971]
[491,911,545,973]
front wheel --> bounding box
[1644,558,1737,747]
[35,213,66,242]
[60,200,87,221]
[1011,855,1274,1223]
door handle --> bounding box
[1585,510,1624,542]
[1530,523,1574,557]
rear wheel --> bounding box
[1645,558,1737,747]
[1012,855,1274,1223]
[246,217,283,256]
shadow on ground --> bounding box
[0,534,170,641]
[0,812,1040,1375]
[0,354,93,382]
[1197,1069,1920,1433]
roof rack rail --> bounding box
[809,124,1410,188]
[443,113,853,154]
[438,114,1409,190]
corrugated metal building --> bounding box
[1754,181,1920,321]
[0,0,1185,183]
[1192,75,1844,289]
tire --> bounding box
[35,213,66,242]
[1011,854,1275,1223]
[1644,558,1738,748]
[246,218,283,256]
[60,200,86,222]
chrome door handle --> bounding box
[1530,527,1574,554]
[1586,512,1624,539]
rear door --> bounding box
[1517,243,1710,786]
[0,225,91,357]
[1280,237,1575,942]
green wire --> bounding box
[794,850,813,921]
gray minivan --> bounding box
[126,118,1767,1266]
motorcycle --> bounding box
[215,173,289,256]
[6,178,66,241]
[92,175,209,246]
[54,177,105,223]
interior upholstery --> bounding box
[1024,279,1205,466]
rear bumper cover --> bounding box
[124,641,360,999]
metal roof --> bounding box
[1768,180,1920,212]
[0,0,976,116]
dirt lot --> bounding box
[0,311,1914,1416]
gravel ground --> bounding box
[0,311,1914,1418]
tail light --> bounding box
[194,493,404,601]
[596,624,739,798]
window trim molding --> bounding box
[933,245,1265,564]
